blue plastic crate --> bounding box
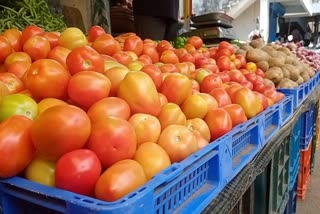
[300,106,315,150]
[284,172,298,214]
[222,115,263,183]
[289,157,300,191]
[277,85,305,109]
[280,95,294,126]
[0,137,227,214]
[261,103,281,146]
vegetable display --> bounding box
[1,25,305,204]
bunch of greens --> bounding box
[0,0,67,33]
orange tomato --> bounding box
[0,36,14,63]
[157,102,187,130]
[104,66,130,96]
[198,93,219,111]
[2,28,22,52]
[5,52,32,69]
[186,118,211,142]
[92,34,121,56]
[246,62,257,72]
[187,36,203,50]
[181,94,208,119]
[47,46,71,68]
[23,36,51,61]
[223,104,248,127]
[0,72,25,94]
[158,92,168,107]
[204,108,232,141]
[209,87,232,107]
[123,35,143,56]
[233,87,262,118]
[7,61,31,79]
[160,50,179,64]
[37,98,68,115]
[43,32,60,49]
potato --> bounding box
[274,51,287,61]
[277,78,298,89]
[281,66,290,79]
[270,43,281,50]
[265,67,283,84]
[277,47,292,55]
[268,57,285,67]
[296,76,304,85]
[256,61,269,72]
[263,78,275,87]
[261,46,277,57]
[235,49,247,56]
[250,39,264,49]
[285,56,294,64]
[282,64,300,81]
[307,68,315,77]
[300,71,310,82]
[292,59,300,66]
[241,44,253,51]
[246,49,271,63]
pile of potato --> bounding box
[236,39,315,89]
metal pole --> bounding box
[314,15,319,45]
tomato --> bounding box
[87,117,137,168]
[253,81,266,93]
[0,94,38,122]
[5,52,32,69]
[209,87,232,107]
[141,64,163,90]
[198,93,219,111]
[95,159,147,202]
[225,83,243,100]
[160,73,192,105]
[200,74,223,93]
[87,97,131,123]
[47,46,71,68]
[92,34,121,56]
[25,157,56,187]
[201,63,219,73]
[158,125,198,163]
[134,142,171,180]
[218,41,235,54]
[157,102,186,130]
[2,28,22,52]
[191,50,204,60]
[179,53,195,63]
[236,54,246,68]
[223,104,248,127]
[37,98,67,115]
[240,80,253,90]
[217,72,231,83]
[20,26,44,45]
[217,56,233,71]
[66,46,104,75]
[264,89,283,103]
[58,27,87,50]
[160,50,179,64]
[0,115,35,178]
[123,35,143,56]
[246,62,257,72]
[208,47,218,58]
[104,66,129,96]
[67,71,111,109]
[186,118,211,142]
[55,149,101,196]
[174,48,188,58]
[181,94,208,119]
[0,36,14,63]
[0,72,25,94]
[141,45,159,63]
[204,108,232,141]
[0,81,10,100]
[138,54,153,64]
[233,87,262,119]
[254,92,268,111]
[24,59,71,100]
[194,68,210,83]
[43,32,60,49]
[255,68,265,77]
[7,60,29,82]
[175,62,192,78]
[158,92,168,107]
[87,25,106,42]
[159,63,177,73]
[22,35,51,61]
[118,71,161,116]
[228,69,246,83]
[183,43,196,53]
[111,51,131,66]
[216,48,232,59]
[191,79,200,93]
[187,36,203,50]
[31,105,91,160]
[129,113,161,145]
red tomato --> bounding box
[92,34,121,56]
[2,28,22,52]
[191,50,204,60]
[112,51,132,66]
[129,113,161,145]
[160,50,179,64]
[201,63,219,73]
[133,142,171,180]
[7,61,31,79]
[174,48,188,57]
[87,117,137,168]
[141,64,163,90]
[218,41,235,54]
[47,46,71,68]
[141,45,159,63]
[158,125,198,163]
[55,149,101,196]
[216,48,232,59]
[217,72,231,82]
[209,87,232,107]
[123,35,143,56]
[66,46,104,75]
[23,36,51,61]
[5,52,32,69]
[0,115,34,178]
[184,43,196,53]
[255,68,265,77]
[194,57,209,68]
[158,92,168,107]
[208,47,218,58]
[236,54,246,68]
[240,80,253,90]
[37,98,68,115]
[157,103,187,130]
[191,79,200,92]
[200,74,223,93]
[254,91,268,111]
[95,159,147,202]
[228,69,246,83]
[0,81,10,98]
[31,105,91,160]
[87,97,131,122]
[43,32,60,49]
[223,104,248,127]
[0,72,24,94]
[264,89,284,103]
[157,40,173,54]
[252,81,266,93]
[87,25,106,42]
[187,36,203,50]
[160,73,192,105]
[217,56,233,70]
[138,54,152,64]
[233,87,262,119]
[204,108,232,140]
[118,71,161,116]
[0,36,14,63]
[20,26,44,45]
[175,62,191,78]
[179,53,195,63]
[159,63,177,73]
[24,59,71,100]
[67,71,111,109]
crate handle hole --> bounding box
[83,199,95,203]
[128,192,137,199]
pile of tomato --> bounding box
[0,25,285,202]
